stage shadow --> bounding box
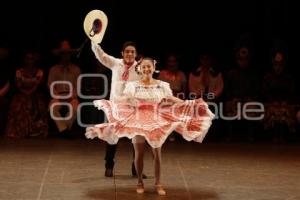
[73,174,154,183]
[114,174,155,180]
[86,186,219,200]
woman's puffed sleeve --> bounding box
[162,81,173,97]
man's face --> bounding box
[122,46,136,65]
[237,58,249,69]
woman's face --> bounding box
[24,53,37,67]
[273,52,284,74]
[140,59,155,77]
[122,45,137,65]
[200,55,212,68]
[166,55,178,71]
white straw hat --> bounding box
[83,10,108,44]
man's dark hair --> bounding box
[122,41,137,52]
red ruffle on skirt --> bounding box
[86,99,214,148]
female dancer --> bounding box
[86,57,214,195]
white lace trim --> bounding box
[85,117,214,148]
[87,98,215,148]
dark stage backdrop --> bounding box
[0,0,296,76]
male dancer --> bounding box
[91,41,147,178]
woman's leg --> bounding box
[132,149,148,178]
[133,136,145,185]
[152,147,166,195]
[151,147,162,185]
